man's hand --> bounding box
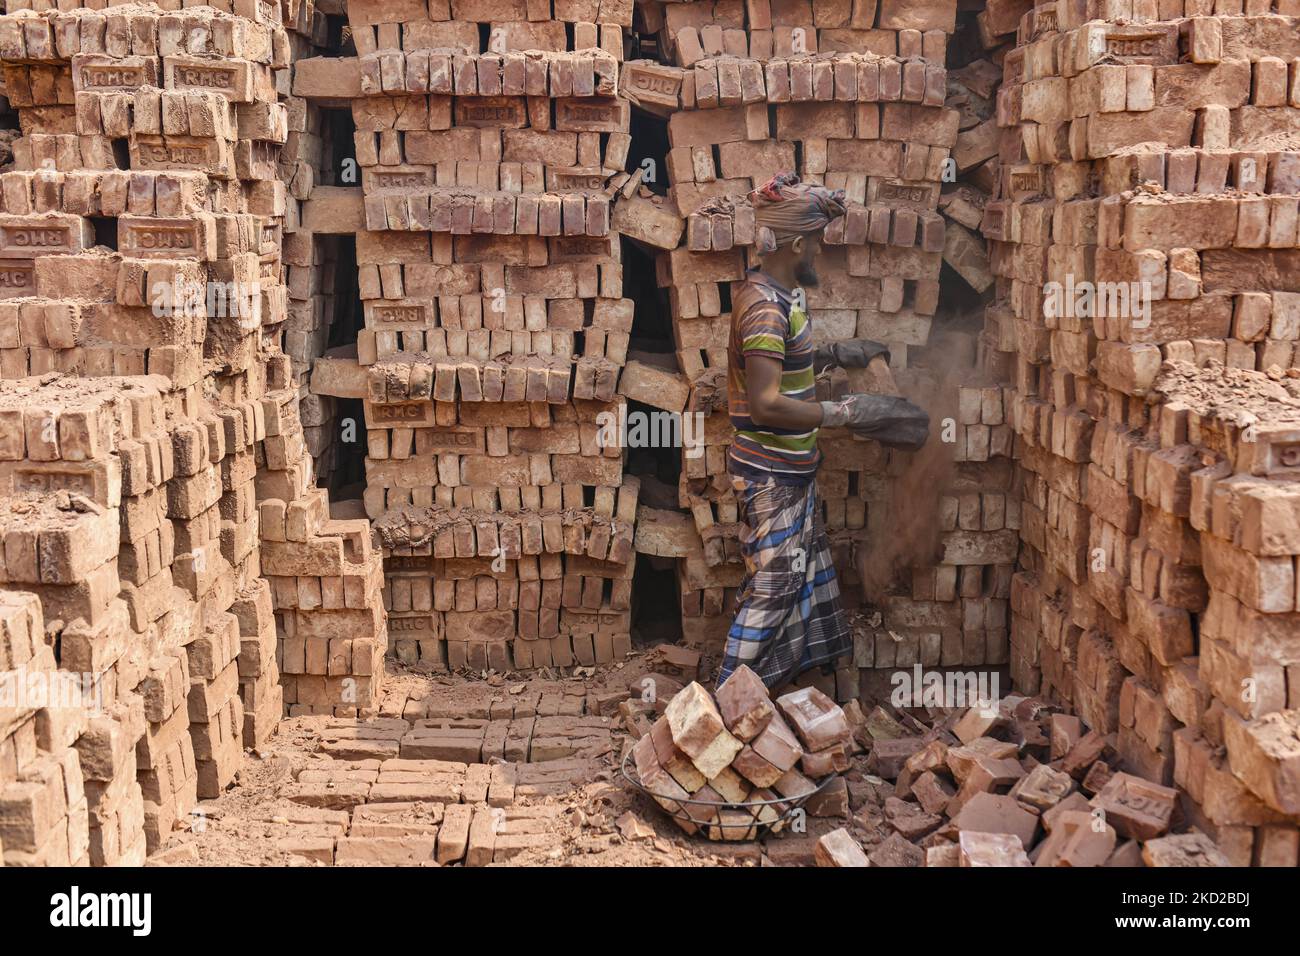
[812,339,890,375]
[819,393,930,451]
[819,394,884,428]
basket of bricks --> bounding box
[622,666,857,840]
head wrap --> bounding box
[750,172,847,254]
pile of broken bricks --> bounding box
[630,665,859,841]
[811,694,1232,867]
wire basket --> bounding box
[621,748,837,841]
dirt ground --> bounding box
[149,650,876,867]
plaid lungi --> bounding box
[717,476,851,691]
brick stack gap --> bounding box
[278,0,352,487]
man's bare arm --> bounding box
[745,354,824,430]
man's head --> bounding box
[751,172,847,289]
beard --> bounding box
[794,258,820,287]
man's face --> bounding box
[794,236,820,287]
[795,251,816,287]
[760,234,823,289]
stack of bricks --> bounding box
[0,378,160,864]
[232,579,281,747]
[254,309,388,721]
[300,0,644,672]
[0,590,92,865]
[136,632,198,849]
[256,353,387,721]
[112,377,201,844]
[282,0,1021,688]
[259,477,386,717]
[986,0,1300,864]
[279,742,593,864]
[172,398,262,801]
[0,0,287,762]
[0,0,387,861]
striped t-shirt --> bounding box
[727,270,820,483]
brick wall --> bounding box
[987,0,1300,864]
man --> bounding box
[717,172,920,691]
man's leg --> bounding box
[798,499,851,674]
[718,478,840,690]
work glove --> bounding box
[812,339,891,375]
[819,394,931,451]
